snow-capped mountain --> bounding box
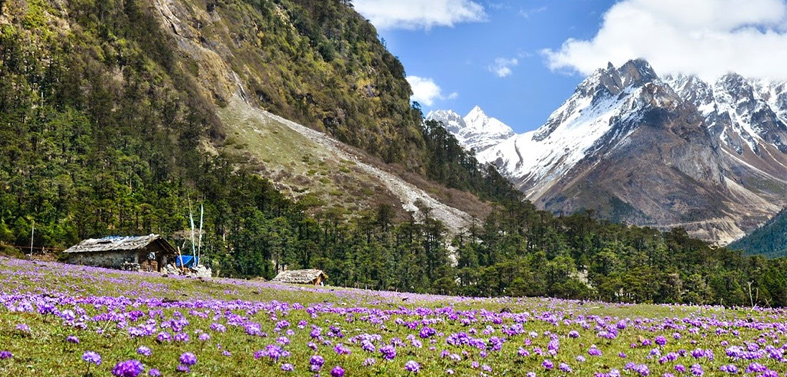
[427,106,514,153]
[433,59,787,245]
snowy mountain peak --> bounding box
[618,59,658,87]
[449,59,787,245]
[426,106,514,153]
[465,105,486,120]
[426,109,465,134]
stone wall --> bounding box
[67,250,136,269]
[66,245,171,272]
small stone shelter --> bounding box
[64,234,177,272]
[271,269,328,285]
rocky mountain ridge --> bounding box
[431,60,787,244]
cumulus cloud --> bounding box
[489,58,519,78]
[543,0,787,81]
[353,0,486,30]
[406,76,458,107]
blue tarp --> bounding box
[175,255,198,268]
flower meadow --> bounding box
[1,257,787,376]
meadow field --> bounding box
[0,256,785,376]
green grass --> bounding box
[0,256,784,376]
[216,100,396,216]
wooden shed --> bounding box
[63,234,177,272]
[271,269,328,285]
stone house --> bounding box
[271,269,328,285]
[64,234,177,272]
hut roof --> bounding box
[64,234,176,254]
[271,269,327,284]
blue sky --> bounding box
[353,0,787,133]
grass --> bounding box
[216,99,403,218]
[1,256,786,376]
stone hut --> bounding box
[64,234,177,272]
[271,269,328,285]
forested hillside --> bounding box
[1,0,786,307]
[729,208,787,258]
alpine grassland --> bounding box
[1,256,786,376]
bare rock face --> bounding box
[439,60,787,245]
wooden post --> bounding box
[29,220,34,256]
[177,246,185,275]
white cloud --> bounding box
[520,6,547,19]
[543,0,787,81]
[353,0,486,30]
[489,58,519,78]
[406,76,458,107]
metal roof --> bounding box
[63,234,175,254]
[271,269,327,284]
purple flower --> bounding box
[543,360,554,370]
[588,345,602,356]
[405,360,421,373]
[559,362,573,373]
[148,369,161,377]
[380,345,397,360]
[746,363,767,373]
[137,346,152,356]
[281,363,294,372]
[363,357,376,366]
[156,332,172,343]
[330,366,345,377]
[112,360,145,377]
[0,351,12,360]
[719,364,738,373]
[82,351,102,366]
[15,324,30,333]
[334,344,351,355]
[179,352,197,366]
[199,333,211,342]
[66,335,80,344]
[176,364,190,373]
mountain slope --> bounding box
[729,208,787,258]
[435,60,787,244]
[0,0,509,252]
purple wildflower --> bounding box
[380,345,397,360]
[0,351,12,360]
[82,351,102,366]
[281,363,294,372]
[405,360,421,373]
[148,369,161,377]
[112,360,145,377]
[543,359,554,370]
[330,366,345,377]
[137,346,152,356]
[179,352,197,366]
